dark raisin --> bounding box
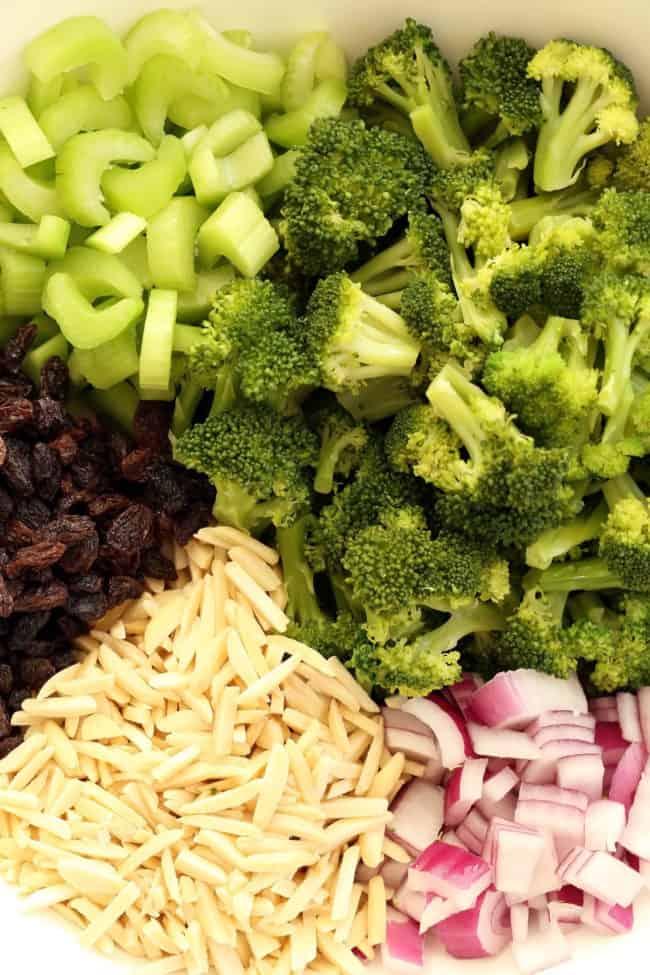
[56,489,93,514]
[106,504,154,554]
[7,689,29,713]
[141,548,177,581]
[32,398,66,438]
[121,447,155,482]
[97,546,141,576]
[0,485,13,522]
[0,578,13,618]
[87,494,130,519]
[133,401,173,455]
[51,649,78,671]
[5,541,66,578]
[0,735,23,756]
[0,324,36,373]
[8,611,50,649]
[69,573,103,594]
[20,658,56,690]
[67,591,108,622]
[70,458,103,491]
[31,443,61,501]
[0,377,32,402]
[14,581,68,612]
[0,398,34,433]
[0,664,12,697]
[4,520,38,547]
[39,356,69,401]
[144,461,189,514]
[49,432,78,466]
[174,501,214,546]
[44,514,96,545]
[107,431,129,469]
[0,703,11,739]
[59,533,99,574]
[56,616,86,640]
[107,576,144,607]
[15,497,50,530]
[0,437,33,495]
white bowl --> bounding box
[0,2,649,973]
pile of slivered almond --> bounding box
[0,525,417,975]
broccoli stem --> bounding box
[410,602,505,655]
[171,377,204,437]
[344,297,420,376]
[351,237,418,289]
[508,187,599,240]
[208,367,239,417]
[409,102,470,169]
[337,376,419,422]
[602,472,646,509]
[533,556,624,593]
[534,80,607,191]
[599,313,650,417]
[314,427,363,495]
[525,500,608,570]
[276,518,322,624]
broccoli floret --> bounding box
[173,404,318,535]
[281,117,433,278]
[526,498,608,569]
[568,593,650,690]
[347,18,470,168]
[336,375,421,422]
[528,39,639,192]
[491,589,580,677]
[459,34,542,146]
[429,147,497,210]
[426,362,580,546]
[351,210,452,303]
[305,272,421,392]
[614,117,650,191]
[385,402,474,491]
[482,315,599,447]
[311,402,369,494]
[593,188,650,273]
[509,185,601,240]
[487,246,543,318]
[494,137,531,202]
[586,153,616,188]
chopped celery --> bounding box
[86,213,147,255]
[86,381,139,434]
[124,9,202,83]
[67,350,86,387]
[257,149,299,197]
[0,97,54,168]
[314,35,347,83]
[0,214,70,259]
[0,141,62,221]
[56,129,155,227]
[173,322,206,354]
[169,81,261,130]
[51,246,143,300]
[222,30,254,48]
[22,331,69,386]
[147,197,209,292]
[197,191,279,276]
[193,16,285,95]
[139,289,177,393]
[120,236,153,290]
[27,74,64,117]
[0,248,46,315]
[101,135,186,219]
[43,272,145,349]
[23,16,129,100]
[189,109,273,206]
[38,86,132,152]
[281,32,329,111]
[176,264,235,322]
[31,314,60,346]
[265,78,347,148]
[74,325,139,389]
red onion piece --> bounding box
[441,829,468,850]
[621,761,650,859]
[638,687,650,750]
[483,766,519,802]
[548,885,583,925]
[515,799,585,859]
[584,799,626,852]
[511,918,571,974]
[382,908,425,973]
[556,752,604,800]
[533,723,595,747]
[444,758,487,826]
[478,791,517,823]
[382,707,433,736]
[581,895,634,935]
[446,674,484,717]
[595,721,627,766]
[464,807,489,844]
[609,742,648,812]
[590,696,616,712]
[494,826,545,895]
[468,670,586,730]
[511,903,529,942]
[407,841,492,906]
[389,780,444,857]
[393,883,428,923]
[559,847,644,907]
[527,711,595,736]
[418,894,458,933]
[518,783,588,811]
[455,824,484,855]
[433,888,511,959]
[617,692,643,743]
[400,698,469,769]
[384,727,442,767]
[520,740,601,785]
[468,723,541,760]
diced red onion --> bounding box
[559,847,644,907]
[384,727,442,767]
[382,908,425,973]
[382,707,433,736]
[511,919,571,975]
[418,894,458,933]
[533,724,595,747]
[556,752,604,800]
[486,757,514,773]
[515,800,585,859]
[520,740,601,785]
[483,767,519,802]
[518,783,588,811]
[456,823,484,855]
[638,687,650,751]
[590,696,616,713]
[433,888,511,959]
[464,808,489,844]
[446,674,484,718]
[382,858,410,891]
[392,883,427,923]
[468,723,541,760]
[595,721,627,767]
[527,711,595,736]
[609,742,648,812]
[494,826,545,895]
[407,841,492,906]
[400,698,469,769]
[548,885,583,925]
[511,903,529,942]
[582,895,634,935]
[468,671,587,730]
[584,799,626,852]
[441,829,468,850]
[389,780,444,856]
[617,692,643,743]
[621,761,650,859]
[444,758,488,826]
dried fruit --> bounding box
[5,541,66,578]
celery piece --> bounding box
[51,246,143,301]
[75,325,139,389]
[0,192,15,223]
[169,82,261,131]
[22,332,69,387]
[139,289,177,393]
[27,74,64,117]
[86,381,139,434]
[31,314,60,346]
[173,322,206,355]
[0,248,46,315]
[43,272,144,349]
[265,78,347,148]
[121,236,153,290]
[197,191,279,277]
[147,197,209,293]
[56,129,155,227]
[101,136,186,220]
[38,86,132,152]
[193,16,285,95]
[86,213,147,255]
[176,264,235,322]
[124,9,203,83]
[314,36,347,84]
[0,214,70,260]
[23,16,128,100]
[222,30,254,48]
[189,109,273,206]
[0,141,61,221]
[257,149,300,197]
[0,97,54,168]
[67,350,86,388]
[281,32,329,111]
[181,126,208,158]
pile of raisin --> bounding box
[0,325,215,753]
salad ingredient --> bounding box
[0,527,406,973]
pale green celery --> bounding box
[21,333,68,386]
[43,272,144,349]
[139,289,177,393]
[0,248,46,315]
[281,32,329,111]
[177,264,235,322]
[86,381,139,434]
[173,323,204,354]
[56,129,154,227]
[50,246,143,302]
[124,9,203,83]
[38,86,132,152]
[24,16,128,100]
[0,214,70,260]
[31,314,60,346]
[67,351,86,387]
[257,149,299,197]
[132,54,231,146]
[0,97,54,168]
[120,236,153,290]
[266,79,347,148]
[181,126,209,158]
[168,82,261,130]
[314,36,347,83]
[222,29,254,48]
[27,74,64,117]
[193,15,285,94]
[0,192,15,223]
[147,197,209,292]
[260,88,285,115]
[0,141,62,221]
[101,136,186,219]
[241,186,263,209]
[75,326,139,390]
[86,213,147,255]
[189,110,273,206]
[197,191,279,277]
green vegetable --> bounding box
[139,289,177,395]
[197,192,279,277]
[22,331,69,386]
[86,213,147,255]
[101,135,187,219]
[74,326,139,389]
[189,110,273,206]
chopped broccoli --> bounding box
[490,589,579,677]
[429,147,497,210]
[592,188,650,273]
[568,593,650,691]
[494,137,531,202]
[525,498,608,569]
[281,117,433,278]
[173,403,318,535]
[311,401,369,494]
[509,185,601,240]
[614,117,650,191]
[528,39,639,192]
[347,18,470,167]
[336,375,421,422]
